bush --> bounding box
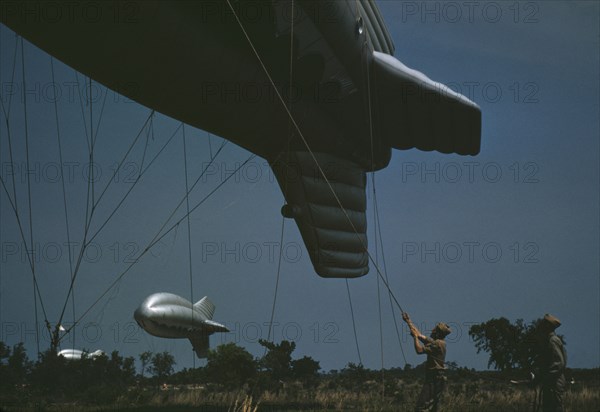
[205,343,257,388]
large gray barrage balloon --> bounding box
[0,0,481,278]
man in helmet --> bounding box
[532,314,567,412]
[402,312,452,412]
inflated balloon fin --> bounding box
[193,296,215,320]
[189,334,210,359]
[272,152,368,278]
[372,51,481,155]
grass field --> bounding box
[3,377,598,411]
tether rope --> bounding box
[0,34,22,211]
[139,114,154,175]
[356,0,388,387]
[0,34,19,117]
[0,34,32,348]
[89,77,95,209]
[50,56,77,350]
[182,124,196,368]
[357,0,408,373]
[265,0,296,348]
[85,115,174,245]
[89,111,154,214]
[225,0,407,320]
[55,111,156,330]
[58,148,253,342]
[345,279,363,365]
[227,2,413,378]
[74,72,91,152]
[21,37,49,355]
[373,179,408,365]
[265,218,285,349]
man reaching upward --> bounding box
[402,312,452,412]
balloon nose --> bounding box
[133,306,144,322]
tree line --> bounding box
[0,337,323,405]
[0,316,579,407]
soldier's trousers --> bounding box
[542,385,564,412]
[415,372,446,412]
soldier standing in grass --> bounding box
[402,312,452,412]
[533,314,567,412]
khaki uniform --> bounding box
[416,337,447,412]
[537,332,567,412]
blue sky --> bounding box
[0,1,598,372]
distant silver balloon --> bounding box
[57,349,105,360]
[134,293,229,358]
